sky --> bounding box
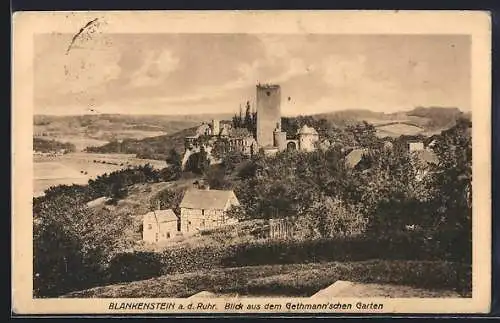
[34,33,471,116]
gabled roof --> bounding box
[144,209,178,223]
[180,189,239,210]
[345,148,367,168]
[413,149,439,165]
[297,125,318,135]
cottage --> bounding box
[142,209,179,243]
[179,188,240,233]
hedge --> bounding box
[105,233,470,284]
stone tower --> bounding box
[256,84,281,147]
[273,122,287,152]
[211,119,220,136]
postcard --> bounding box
[12,10,491,314]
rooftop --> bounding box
[144,209,178,223]
[180,189,238,210]
[297,125,319,135]
[345,148,367,168]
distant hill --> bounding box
[33,113,233,151]
[33,137,76,153]
[313,107,468,132]
[70,107,468,158]
[85,126,201,160]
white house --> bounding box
[142,209,179,243]
[179,188,240,233]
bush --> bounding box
[221,235,456,268]
[107,252,164,283]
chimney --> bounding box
[156,200,161,210]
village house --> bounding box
[179,187,240,233]
[142,209,179,243]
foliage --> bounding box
[204,165,233,190]
[33,193,135,297]
[150,187,184,215]
[107,252,164,283]
[84,126,199,160]
[33,138,76,153]
[33,165,164,297]
[296,197,368,239]
[160,148,182,181]
[184,148,210,175]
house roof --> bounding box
[297,125,318,135]
[345,148,367,168]
[144,209,178,223]
[180,189,238,210]
[413,149,439,165]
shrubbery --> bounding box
[107,252,164,283]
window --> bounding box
[201,209,205,216]
[147,224,152,230]
[155,233,159,242]
[167,232,171,238]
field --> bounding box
[62,260,467,298]
[34,152,167,196]
[375,123,425,138]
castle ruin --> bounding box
[183,83,319,162]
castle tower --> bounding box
[273,122,287,152]
[256,84,281,147]
[211,119,220,136]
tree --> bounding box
[244,101,252,129]
[151,188,184,215]
[426,117,472,262]
[345,121,380,148]
[205,165,232,190]
[166,148,182,167]
[162,148,182,181]
[297,196,367,239]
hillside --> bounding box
[33,113,232,151]
[85,126,200,160]
[313,107,467,131]
[33,137,76,153]
[81,106,468,159]
[80,178,199,254]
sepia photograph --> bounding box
[12,11,491,314]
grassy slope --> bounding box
[62,260,469,298]
[85,178,198,253]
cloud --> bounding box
[321,54,367,87]
[129,50,180,88]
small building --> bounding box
[408,141,425,152]
[297,125,319,152]
[179,188,240,233]
[142,209,179,243]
